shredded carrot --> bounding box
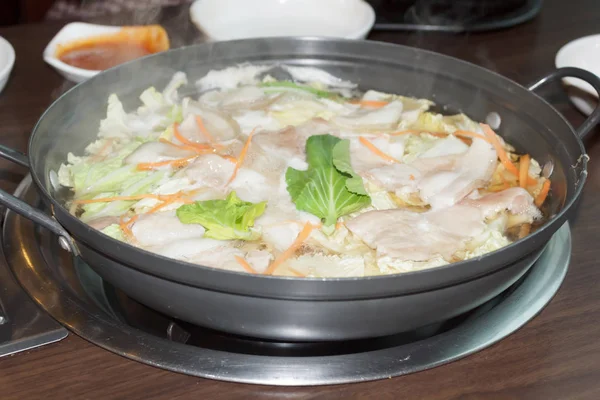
[74,193,163,205]
[288,267,306,278]
[158,138,202,153]
[222,155,237,163]
[480,123,519,176]
[235,256,257,274]
[73,190,198,205]
[453,130,492,144]
[146,194,183,214]
[359,136,400,163]
[194,115,216,143]
[352,100,389,108]
[335,221,344,230]
[390,129,423,136]
[173,123,214,152]
[535,179,551,207]
[137,155,197,171]
[409,174,415,181]
[119,215,138,242]
[116,190,198,243]
[519,154,530,189]
[226,128,255,185]
[265,223,313,275]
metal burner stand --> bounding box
[4,176,570,386]
[0,203,67,357]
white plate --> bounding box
[0,36,15,94]
[555,34,600,116]
[189,0,376,41]
[43,22,122,83]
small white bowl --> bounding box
[189,0,376,41]
[43,22,121,83]
[555,34,600,116]
[0,36,15,94]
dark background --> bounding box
[0,0,55,25]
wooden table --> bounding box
[1,0,600,398]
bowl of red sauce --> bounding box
[44,23,170,83]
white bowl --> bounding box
[189,0,376,41]
[0,36,15,94]
[555,34,600,116]
[43,22,121,83]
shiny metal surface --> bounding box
[5,177,571,385]
[0,178,67,356]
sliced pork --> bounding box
[346,206,486,261]
[123,142,196,165]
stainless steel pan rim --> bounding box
[1,37,599,296]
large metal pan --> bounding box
[1,38,598,342]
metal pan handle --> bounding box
[528,67,600,139]
[0,145,78,254]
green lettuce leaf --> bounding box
[176,191,267,240]
[63,141,145,197]
[101,224,126,242]
[285,134,370,229]
[331,139,367,195]
[260,81,340,100]
[79,171,165,222]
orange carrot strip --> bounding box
[235,256,257,274]
[117,190,198,242]
[119,215,138,242]
[194,115,216,143]
[353,100,389,108]
[359,136,400,163]
[158,138,203,153]
[265,223,313,275]
[74,190,198,205]
[222,155,237,163]
[390,129,423,136]
[74,194,163,205]
[453,130,492,143]
[535,179,551,207]
[288,267,306,278]
[480,123,519,176]
[146,196,180,214]
[173,123,214,152]
[137,156,197,171]
[519,154,530,189]
[226,128,255,185]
